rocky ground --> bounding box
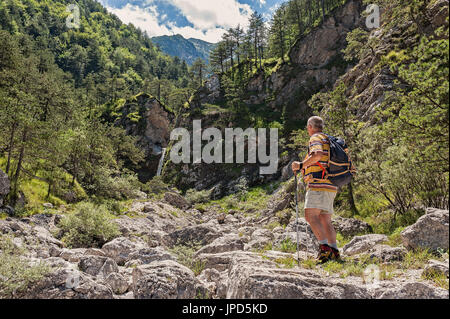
[0,182,448,299]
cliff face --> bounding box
[115,93,175,182]
[244,0,364,130]
[340,0,449,123]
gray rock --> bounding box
[368,245,407,262]
[164,192,190,210]
[126,247,175,265]
[332,216,373,237]
[375,282,449,299]
[401,209,449,251]
[22,268,113,299]
[196,251,258,272]
[132,260,201,299]
[102,237,148,266]
[78,256,119,277]
[197,268,228,299]
[105,273,130,295]
[169,223,221,246]
[196,234,244,255]
[225,251,369,299]
[245,228,275,251]
[343,234,388,256]
[266,180,296,214]
[59,248,87,263]
[423,260,449,278]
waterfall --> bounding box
[156,148,166,177]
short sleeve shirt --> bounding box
[302,133,338,193]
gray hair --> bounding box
[307,116,324,131]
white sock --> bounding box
[329,243,338,250]
[319,239,328,245]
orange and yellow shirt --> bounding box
[302,133,338,193]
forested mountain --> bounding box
[0,0,203,209]
[151,34,216,65]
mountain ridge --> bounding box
[151,34,216,65]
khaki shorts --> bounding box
[304,190,337,215]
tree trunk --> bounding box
[6,122,17,175]
[12,128,28,197]
[348,182,358,215]
[47,182,52,199]
[157,82,161,100]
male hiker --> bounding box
[292,116,340,264]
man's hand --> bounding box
[292,161,303,174]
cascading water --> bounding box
[156,148,166,176]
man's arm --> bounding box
[292,152,323,173]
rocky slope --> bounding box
[0,178,448,299]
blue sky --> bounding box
[97,0,285,43]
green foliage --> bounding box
[276,238,297,253]
[384,227,406,247]
[0,0,200,211]
[304,2,449,230]
[185,189,213,205]
[0,235,51,298]
[342,28,378,62]
[59,202,120,248]
[169,242,206,276]
[422,269,449,290]
[401,248,435,270]
[141,176,171,199]
[274,256,297,269]
[301,258,317,270]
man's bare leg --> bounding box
[319,214,337,248]
[305,208,327,242]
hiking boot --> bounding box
[329,247,341,261]
[317,244,332,264]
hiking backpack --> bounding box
[317,134,356,188]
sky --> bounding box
[97,0,285,43]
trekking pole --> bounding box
[294,172,300,266]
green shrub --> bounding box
[422,269,449,290]
[100,173,143,200]
[169,242,205,276]
[59,202,120,248]
[401,249,435,270]
[142,176,171,199]
[0,235,50,298]
[276,238,297,253]
[185,189,212,205]
[385,227,406,247]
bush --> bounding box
[141,176,171,199]
[0,235,50,298]
[59,202,120,248]
[185,189,212,205]
[169,242,205,276]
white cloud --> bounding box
[106,4,171,37]
[103,0,254,43]
[168,0,252,30]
